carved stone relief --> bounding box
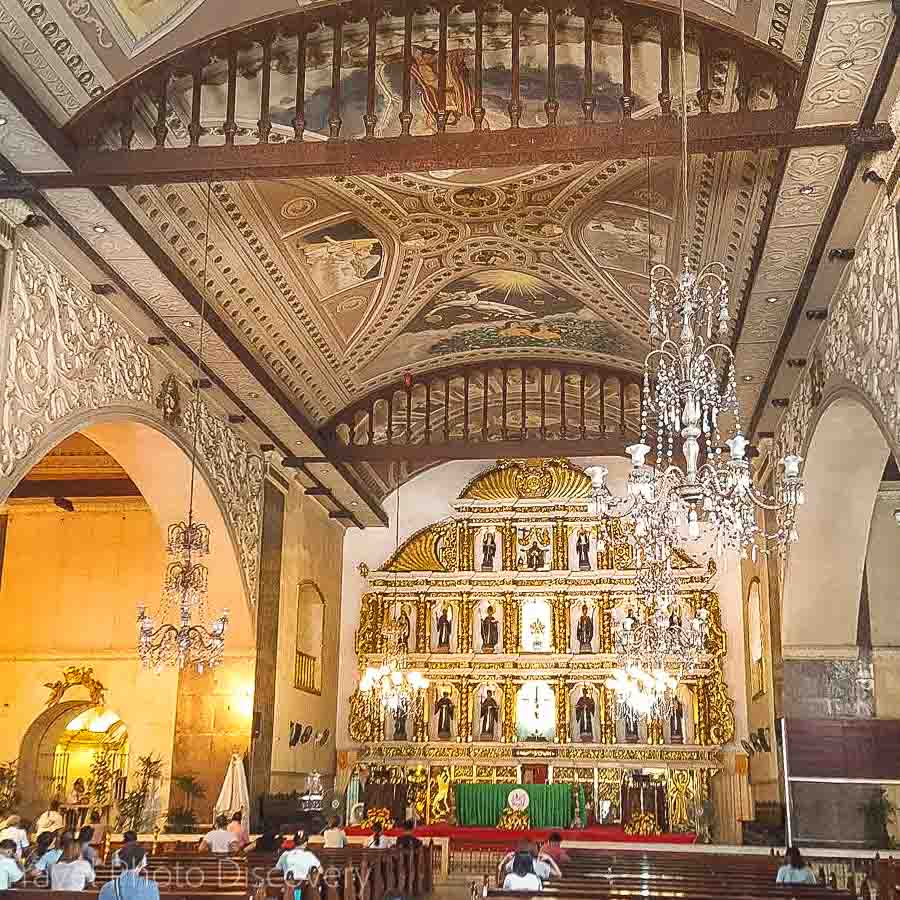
[0,234,264,605]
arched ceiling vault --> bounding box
[0,0,896,514]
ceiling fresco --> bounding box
[119,148,772,425]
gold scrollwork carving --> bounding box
[502,679,517,743]
[355,593,383,659]
[667,769,694,831]
[348,689,380,743]
[44,666,105,708]
[550,592,570,653]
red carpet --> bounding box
[346,824,696,847]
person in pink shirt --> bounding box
[226,812,250,850]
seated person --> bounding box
[50,836,96,891]
[776,847,817,885]
[502,851,543,892]
[0,840,24,890]
[227,811,250,850]
[322,816,347,849]
[539,832,570,865]
[34,801,64,838]
[99,843,160,900]
[395,819,421,851]
[498,842,561,883]
[112,832,145,869]
[199,815,238,854]
[365,822,388,849]
[25,831,56,872]
[78,826,97,867]
[275,832,321,881]
[253,829,280,853]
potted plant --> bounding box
[862,789,896,849]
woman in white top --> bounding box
[50,837,96,891]
[776,847,817,885]
[365,822,388,849]
[322,816,347,849]
[199,815,238,854]
[0,816,29,859]
[503,852,543,892]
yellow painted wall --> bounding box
[0,500,180,811]
[270,485,345,794]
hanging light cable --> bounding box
[137,181,228,672]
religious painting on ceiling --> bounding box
[360,270,645,379]
[292,218,385,298]
[186,13,667,140]
[96,0,202,47]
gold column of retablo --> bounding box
[694,681,709,745]
[599,593,613,654]
[459,520,474,570]
[415,594,429,653]
[603,685,617,743]
[554,678,570,743]
[502,519,517,570]
[551,592,570,653]
[459,594,473,654]
[503,593,518,653]
[552,519,568,570]
[458,676,472,742]
[414,691,428,742]
[502,678,517,742]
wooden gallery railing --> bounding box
[319,361,644,461]
[60,0,802,183]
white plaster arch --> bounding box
[0,404,258,619]
[783,392,890,654]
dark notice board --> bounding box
[785,718,900,780]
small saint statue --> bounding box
[576,603,594,653]
[526,541,546,570]
[481,605,499,652]
[575,687,595,742]
[393,707,408,741]
[481,531,497,571]
[435,689,454,739]
[576,529,591,570]
[670,697,685,744]
[397,607,411,653]
[624,713,640,744]
[436,606,452,652]
[479,689,499,739]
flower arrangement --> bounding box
[498,806,530,831]
[362,807,395,831]
[624,811,660,837]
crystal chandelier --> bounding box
[357,485,429,719]
[359,614,429,715]
[585,0,805,562]
[606,665,678,725]
[137,183,229,673]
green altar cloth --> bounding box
[455,783,582,828]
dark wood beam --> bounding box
[304,434,638,463]
[29,114,893,189]
[9,479,142,499]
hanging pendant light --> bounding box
[137,182,228,673]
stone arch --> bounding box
[783,391,891,654]
[17,699,94,819]
[0,404,259,614]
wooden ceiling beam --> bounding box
[28,113,893,189]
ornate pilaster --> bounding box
[602,684,617,743]
[415,594,429,653]
[648,717,664,746]
[552,519,567,569]
[413,692,428,743]
[550,592,569,653]
[501,519,516,570]
[458,593,473,654]
[502,678,517,742]
[458,520,475,571]
[502,593,519,653]
[458,676,473,742]
[599,593,613,653]
[694,682,710,746]
[554,678,569,743]
[355,592,384,658]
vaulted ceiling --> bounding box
[0,0,897,521]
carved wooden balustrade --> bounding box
[319,360,645,461]
[55,0,806,185]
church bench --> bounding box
[487,887,852,900]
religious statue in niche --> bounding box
[575,687,595,742]
[576,529,591,570]
[395,605,411,653]
[392,706,408,741]
[670,697,685,744]
[435,605,453,652]
[481,531,497,571]
[526,541,547,570]
[481,605,499,653]
[479,689,500,740]
[624,714,640,744]
[576,604,594,653]
[435,689,455,739]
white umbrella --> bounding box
[214,754,250,824]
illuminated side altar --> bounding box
[347,458,735,832]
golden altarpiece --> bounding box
[348,459,735,831]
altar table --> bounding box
[454,783,584,828]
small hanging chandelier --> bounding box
[357,483,429,720]
[137,182,228,673]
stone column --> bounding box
[246,479,285,825]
